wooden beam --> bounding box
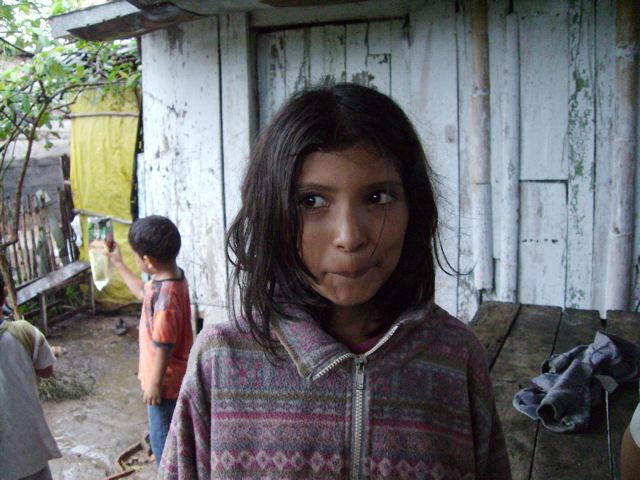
[496,13,520,302]
[251,0,423,28]
[469,0,493,290]
[604,0,639,311]
[50,0,139,38]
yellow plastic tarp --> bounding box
[70,88,140,307]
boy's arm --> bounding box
[143,344,173,405]
[107,242,144,300]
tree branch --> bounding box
[0,36,34,58]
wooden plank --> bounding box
[141,17,228,323]
[487,0,509,269]
[16,260,91,304]
[491,304,562,479]
[389,18,411,112]
[592,0,615,317]
[455,0,480,322]
[250,0,420,29]
[284,28,309,96]
[366,20,391,94]
[220,13,254,318]
[38,292,47,335]
[518,182,567,307]
[309,24,346,85]
[26,196,37,280]
[494,11,521,303]
[604,310,640,480]
[409,0,460,317]
[256,29,286,128]
[468,0,493,292]
[516,0,569,181]
[565,0,596,309]
[220,13,255,231]
[345,22,369,85]
[456,30,477,318]
[470,301,520,368]
[530,308,609,480]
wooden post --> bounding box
[0,248,19,319]
[605,0,639,311]
[37,292,47,335]
[469,0,493,290]
[86,269,95,316]
[496,14,520,302]
[27,195,38,279]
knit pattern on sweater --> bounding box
[159,304,511,479]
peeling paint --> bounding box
[350,71,374,86]
[166,26,184,54]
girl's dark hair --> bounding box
[227,83,439,355]
[129,215,181,263]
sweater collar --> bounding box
[272,303,433,380]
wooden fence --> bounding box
[1,189,76,289]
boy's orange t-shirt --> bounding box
[138,271,193,399]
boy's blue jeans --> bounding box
[147,399,177,467]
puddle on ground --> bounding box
[42,312,156,479]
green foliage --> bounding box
[38,371,93,401]
[0,0,139,313]
[63,284,83,306]
[0,0,140,171]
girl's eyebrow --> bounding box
[296,180,404,192]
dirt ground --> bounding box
[42,311,157,480]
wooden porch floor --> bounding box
[471,303,640,480]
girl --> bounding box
[159,84,511,479]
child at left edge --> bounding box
[107,215,193,467]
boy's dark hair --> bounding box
[227,83,439,355]
[128,215,181,263]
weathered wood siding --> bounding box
[139,0,638,324]
[140,18,228,323]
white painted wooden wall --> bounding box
[139,0,638,324]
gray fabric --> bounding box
[19,465,53,480]
[513,330,640,432]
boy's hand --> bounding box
[143,383,163,405]
[106,242,124,266]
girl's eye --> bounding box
[369,191,394,205]
[300,194,328,209]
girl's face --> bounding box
[296,143,409,312]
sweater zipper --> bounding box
[351,357,367,480]
[312,352,354,381]
[350,324,402,479]
[310,323,404,478]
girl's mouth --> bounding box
[332,266,372,279]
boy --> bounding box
[108,215,193,466]
[0,275,61,480]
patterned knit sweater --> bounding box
[159,303,511,479]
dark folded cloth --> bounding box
[513,330,640,432]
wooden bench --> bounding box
[471,302,640,480]
[16,260,94,334]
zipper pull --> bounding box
[355,358,366,391]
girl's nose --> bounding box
[332,205,367,252]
